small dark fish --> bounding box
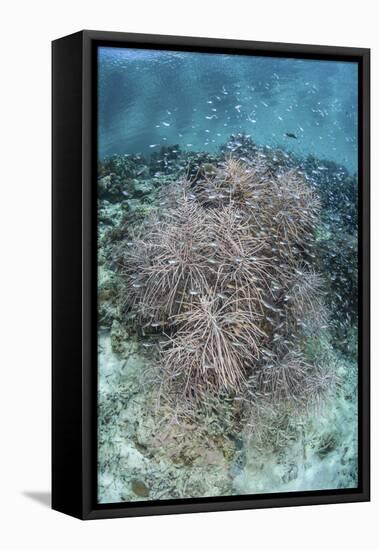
[285,132,297,139]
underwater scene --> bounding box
[97,47,359,503]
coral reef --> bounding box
[96,138,358,501]
[118,157,331,414]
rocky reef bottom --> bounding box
[98,331,358,503]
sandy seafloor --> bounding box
[98,330,358,503]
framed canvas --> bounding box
[52,30,370,520]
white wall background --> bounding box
[1,1,376,548]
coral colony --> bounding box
[121,159,327,407]
[97,50,358,503]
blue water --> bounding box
[98,47,358,172]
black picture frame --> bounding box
[52,30,370,520]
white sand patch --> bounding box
[98,333,358,503]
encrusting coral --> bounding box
[118,157,335,414]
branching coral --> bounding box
[120,196,212,323]
[159,290,266,398]
[194,206,275,321]
[119,157,332,413]
[281,267,327,335]
[195,157,271,216]
[256,349,315,405]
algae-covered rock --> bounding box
[130,179,154,198]
[110,320,130,355]
[131,480,150,498]
[98,174,126,202]
[125,198,143,212]
[98,266,116,304]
